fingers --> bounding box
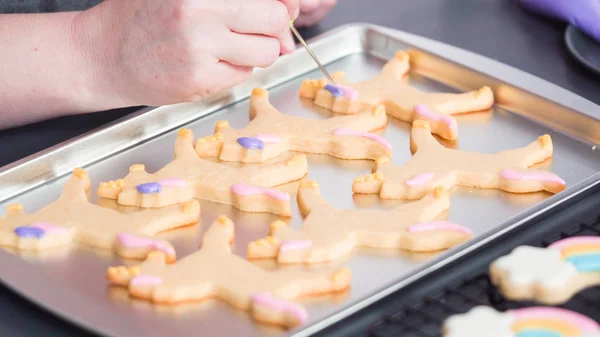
[295,0,337,27]
[280,0,301,19]
[214,32,281,68]
[278,28,296,54]
[188,61,253,101]
[223,0,290,38]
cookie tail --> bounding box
[413,105,458,141]
[250,292,308,329]
[498,169,566,194]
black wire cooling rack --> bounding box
[314,187,600,337]
[369,217,600,337]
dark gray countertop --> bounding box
[1,0,599,336]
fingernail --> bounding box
[294,7,300,19]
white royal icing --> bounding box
[583,333,600,337]
[494,246,577,287]
[444,306,514,337]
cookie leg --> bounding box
[243,154,309,188]
[247,221,301,259]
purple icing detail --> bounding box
[14,226,45,238]
[130,274,163,286]
[117,233,175,256]
[136,182,162,194]
[251,292,308,324]
[280,240,313,252]
[324,84,344,97]
[237,137,265,150]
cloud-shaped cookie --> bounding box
[443,306,513,337]
[492,246,577,287]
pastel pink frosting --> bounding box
[280,240,313,252]
[405,173,435,186]
[156,178,186,187]
[414,104,457,131]
[407,221,472,235]
[254,134,281,143]
[337,84,358,100]
[500,169,566,185]
[251,292,308,324]
[332,128,392,149]
[30,222,68,235]
[509,307,600,332]
[231,183,290,201]
[117,233,175,256]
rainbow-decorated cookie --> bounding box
[444,306,600,337]
[490,237,600,304]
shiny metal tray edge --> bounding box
[0,23,599,337]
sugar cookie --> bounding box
[194,88,391,163]
[0,169,200,262]
[107,216,351,329]
[353,120,566,199]
[299,51,495,140]
[490,237,600,304]
[443,306,600,337]
[98,128,308,216]
[247,181,471,264]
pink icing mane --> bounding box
[405,173,435,186]
[280,240,313,252]
[337,85,358,100]
[117,233,175,256]
[251,293,308,324]
[548,236,600,250]
[407,221,472,235]
[332,128,392,150]
[30,222,68,235]
[500,169,566,185]
[130,274,163,286]
[509,307,600,332]
[231,183,290,201]
[157,178,186,187]
[254,134,281,143]
[414,105,457,131]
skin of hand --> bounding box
[518,0,600,42]
[0,0,299,129]
[279,0,338,54]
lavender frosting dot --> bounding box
[15,226,46,238]
[136,182,162,194]
[237,137,264,150]
[324,84,344,97]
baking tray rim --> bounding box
[0,23,599,337]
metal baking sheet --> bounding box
[1,24,600,337]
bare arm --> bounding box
[0,12,115,129]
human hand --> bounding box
[517,0,600,42]
[73,0,300,107]
[278,0,338,54]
